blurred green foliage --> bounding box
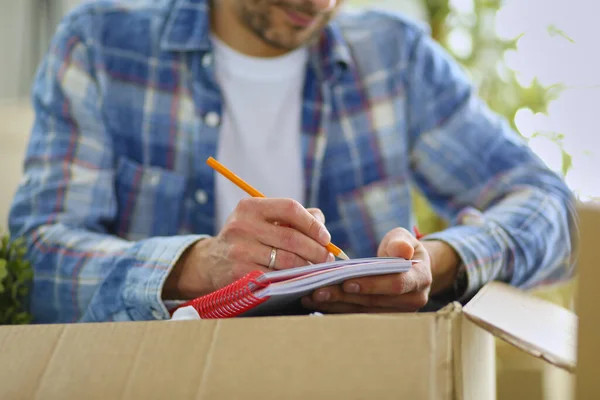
[425,0,562,138]
[0,235,33,325]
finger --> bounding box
[377,227,418,258]
[240,198,331,246]
[341,271,420,296]
[306,208,325,224]
[301,297,404,314]
[385,238,415,259]
[223,239,309,272]
[222,262,272,289]
[229,240,318,271]
[311,286,429,311]
[221,207,331,265]
[255,221,332,265]
[343,259,433,296]
[250,243,312,270]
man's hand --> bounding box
[301,227,460,313]
[163,198,333,300]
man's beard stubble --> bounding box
[237,0,333,51]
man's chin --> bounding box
[258,36,298,52]
[258,32,309,52]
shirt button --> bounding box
[202,53,213,67]
[19,174,31,186]
[151,308,164,320]
[204,112,221,128]
[195,189,208,205]
[149,174,160,186]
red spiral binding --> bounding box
[171,270,270,319]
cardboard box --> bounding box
[0,279,576,399]
[574,202,600,399]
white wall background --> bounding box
[0,0,81,100]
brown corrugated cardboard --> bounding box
[0,279,576,400]
[574,202,600,400]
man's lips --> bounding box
[284,9,316,28]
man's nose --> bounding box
[311,0,337,12]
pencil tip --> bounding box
[337,251,350,260]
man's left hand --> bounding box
[301,227,458,313]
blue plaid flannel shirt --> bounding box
[9,0,577,323]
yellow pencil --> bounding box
[206,156,350,260]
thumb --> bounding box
[307,208,326,224]
[382,238,415,259]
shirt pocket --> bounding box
[114,157,187,241]
[336,177,412,258]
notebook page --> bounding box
[255,259,413,298]
[258,257,401,283]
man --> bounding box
[9,0,577,323]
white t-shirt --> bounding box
[212,35,308,232]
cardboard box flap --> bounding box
[463,282,577,372]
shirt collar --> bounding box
[307,21,353,82]
[160,0,213,52]
[160,0,353,82]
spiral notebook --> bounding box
[170,257,416,319]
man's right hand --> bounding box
[163,198,333,300]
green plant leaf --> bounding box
[11,284,19,301]
[0,259,7,281]
[547,24,575,43]
[0,233,33,325]
[562,150,573,177]
[13,313,32,325]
